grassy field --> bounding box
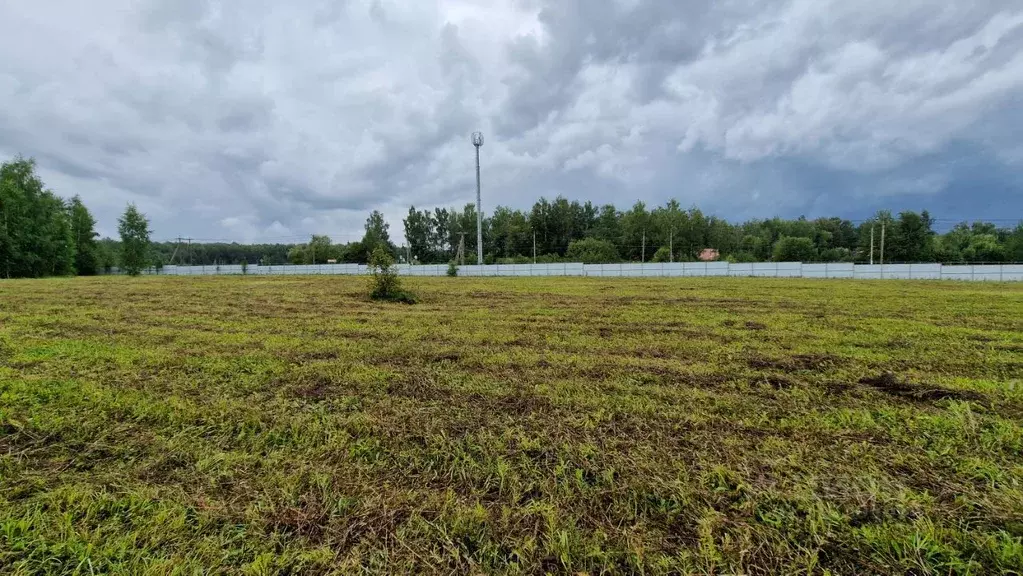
[1,276,1021,575]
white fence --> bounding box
[137,262,1023,281]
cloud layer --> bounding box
[2,0,1021,241]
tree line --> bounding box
[399,199,1023,265]
[3,155,1022,278]
[1,157,100,278]
[182,200,1023,268]
[1,157,154,278]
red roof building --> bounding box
[698,248,720,262]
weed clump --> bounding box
[447,261,459,277]
[369,248,417,304]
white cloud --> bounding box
[664,2,1023,170]
[1,0,1021,242]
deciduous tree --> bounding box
[68,195,99,275]
[118,204,151,276]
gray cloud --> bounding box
[0,0,1021,243]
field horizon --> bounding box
[2,275,1021,574]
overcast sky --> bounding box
[2,0,1021,242]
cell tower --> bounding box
[472,131,484,266]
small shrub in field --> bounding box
[370,248,417,303]
[241,259,248,275]
[447,261,459,277]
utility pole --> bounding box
[880,223,886,266]
[533,230,537,264]
[472,132,485,266]
[642,230,646,263]
[187,237,192,267]
[870,227,874,265]
[169,237,182,266]
[669,229,674,263]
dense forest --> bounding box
[3,155,1022,278]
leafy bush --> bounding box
[565,238,620,264]
[773,236,817,262]
[651,246,672,263]
[369,248,417,304]
[447,261,458,277]
[241,259,248,275]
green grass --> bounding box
[1,276,1021,575]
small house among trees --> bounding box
[699,248,720,262]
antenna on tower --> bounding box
[472,132,484,266]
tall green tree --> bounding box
[403,207,436,263]
[287,235,337,264]
[590,204,622,249]
[0,156,74,278]
[432,208,451,260]
[529,198,554,255]
[38,193,75,277]
[620,201,652,261]
[890,211,935,262]
[118,204,151,276]
[446,203,488,260]
[97,238,119,273]
[489,206,530,260]
[1006,224,1023,262]
[857,211,896,262]
[67,195,100,275]
[362,210,396,257]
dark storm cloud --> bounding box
[0,0,1020,242]
[498,0,717,133]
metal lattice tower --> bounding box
[472,132,484,265]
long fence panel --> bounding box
[130,263,1023,281]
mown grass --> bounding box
[1,276,1021,575]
